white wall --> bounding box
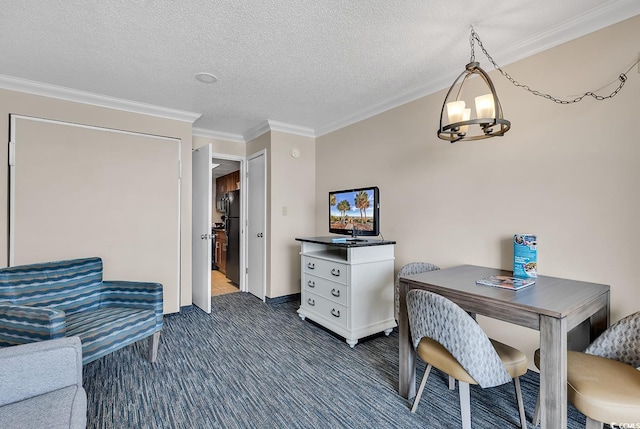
[269,131,316,297]
[315,15,640,361]
[192,135,246,156]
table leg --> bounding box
[539,315,567,429]
[589,301,609,342]
[398,281,416,399]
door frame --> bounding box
[210,152,246,292]
[192,144,213,313]
[247,150,267,301]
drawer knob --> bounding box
[331,288,340,297]
[331,308,341,318]
[308,280,315,288]
[308,298,315,306]
[331,268,340,277]
[307,262,315,269]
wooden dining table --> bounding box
[398,264,610,429]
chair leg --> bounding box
[459,381,472,429]
[148,331,160,363]
[411,364,432,413]
[585,417,603,429]
[532,392,541,426]
[513,377,527,429]
[449,375,455,390]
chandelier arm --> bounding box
[470,30,635,104]
[473,65,505,120]
[438,68,474,130]
[455,72,473,102]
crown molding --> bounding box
[314,73,452,137]
[489,0,640,69]
[243,121,271,142]
[316,0,640,137]
[242,120,316,142]
[267,120,315,138]
[0,74,202,123]
[192,127,245,143]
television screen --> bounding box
[329,186,379,236]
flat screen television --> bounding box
[329,186,380,236]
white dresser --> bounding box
[296,237,396,347]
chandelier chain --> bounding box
[470,28,636,104]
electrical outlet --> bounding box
[282,206,288,216]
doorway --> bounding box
[192,147,266,310]
[211,157,242,296]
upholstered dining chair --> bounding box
[394,262,440,321]
[406,289,529,429]
[532,311,640,428]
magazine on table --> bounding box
[476,275,535,290]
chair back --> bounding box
[406,289,511,388]
[585,311,640,369]
[0,257,103,315]
[396,263,440,287]
[395,262,439,319]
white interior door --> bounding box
[247,151,266,300]
[192,144,212,313]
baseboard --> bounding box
[179,305,195,313]
[174,295,299,313]
[266,293,301,305]
[163,305,194,318]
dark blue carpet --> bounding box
[83,292,587,428]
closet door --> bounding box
[9,115,181,313]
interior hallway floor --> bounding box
[211,269,239,296]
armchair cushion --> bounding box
[67,307,158,364]
[0,337,86,429]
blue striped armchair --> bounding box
[0,257,163,364]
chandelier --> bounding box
[438,29,510,143]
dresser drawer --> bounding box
[303,274,347,306]
[302,256,348,285]
[303,292,348,329]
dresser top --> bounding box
[295,236,396,247]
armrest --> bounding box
[0,304,66,346]
[99,281,163,324]
[0,336,83,406]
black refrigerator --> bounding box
[224,189,240,285]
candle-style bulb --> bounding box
[475,94,495,119]
[447,100,466,124]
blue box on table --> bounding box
[513,234,537,278]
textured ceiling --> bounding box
[1,1,639,141]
